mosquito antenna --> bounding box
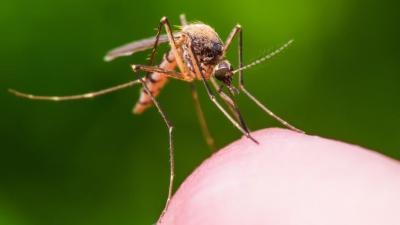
[232,39,293,75]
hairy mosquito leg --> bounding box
[187,43,258,144]
[145,17,167,79]
[160,17,190,76]
[132,66,174,223]
[189,82,217,152]
[8,80,141,101]
[129,18,179,221]
[235,28,304,133]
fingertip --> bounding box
[160,128,400,225]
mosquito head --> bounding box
[213,61,234,85]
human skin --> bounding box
[158,128,400,225]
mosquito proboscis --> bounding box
[9,14,304,223]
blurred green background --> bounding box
[1,0,399,224]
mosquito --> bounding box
[9,14,304,223]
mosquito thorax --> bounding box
[213,61,234,85]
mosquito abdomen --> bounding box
[133,50,177,114]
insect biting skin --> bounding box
[9,14,304,223]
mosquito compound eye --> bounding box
[214,61,233,81]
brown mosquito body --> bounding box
[9,15,304,223]
[133,24,224,114]
[133,50,176,114]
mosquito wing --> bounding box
[104,33,181,62]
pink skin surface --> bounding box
[158,128,400,225]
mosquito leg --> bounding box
[182,22,254,140]
[8,18,171,102]
[223,25,242,55]
[132,18,179,220]
[132,68,174,223]
[159,17,191,77]
[136,16,190,80]
[224,26,303,133]
[189,82,217,153]
[211,78,251,133]
[179,15,216,152]
[132,64,194,82]
[9,80,141,101]
[145,17,168,78]
[240,86,304,133]
[131,17,196,84]
[236,28,305,133]
[187,43,258,144]
[218,25,248,123]
[133,64,218,152]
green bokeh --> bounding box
[1,0,399,224]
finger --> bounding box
[159,128,400,225]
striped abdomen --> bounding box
[133,50,177,114]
